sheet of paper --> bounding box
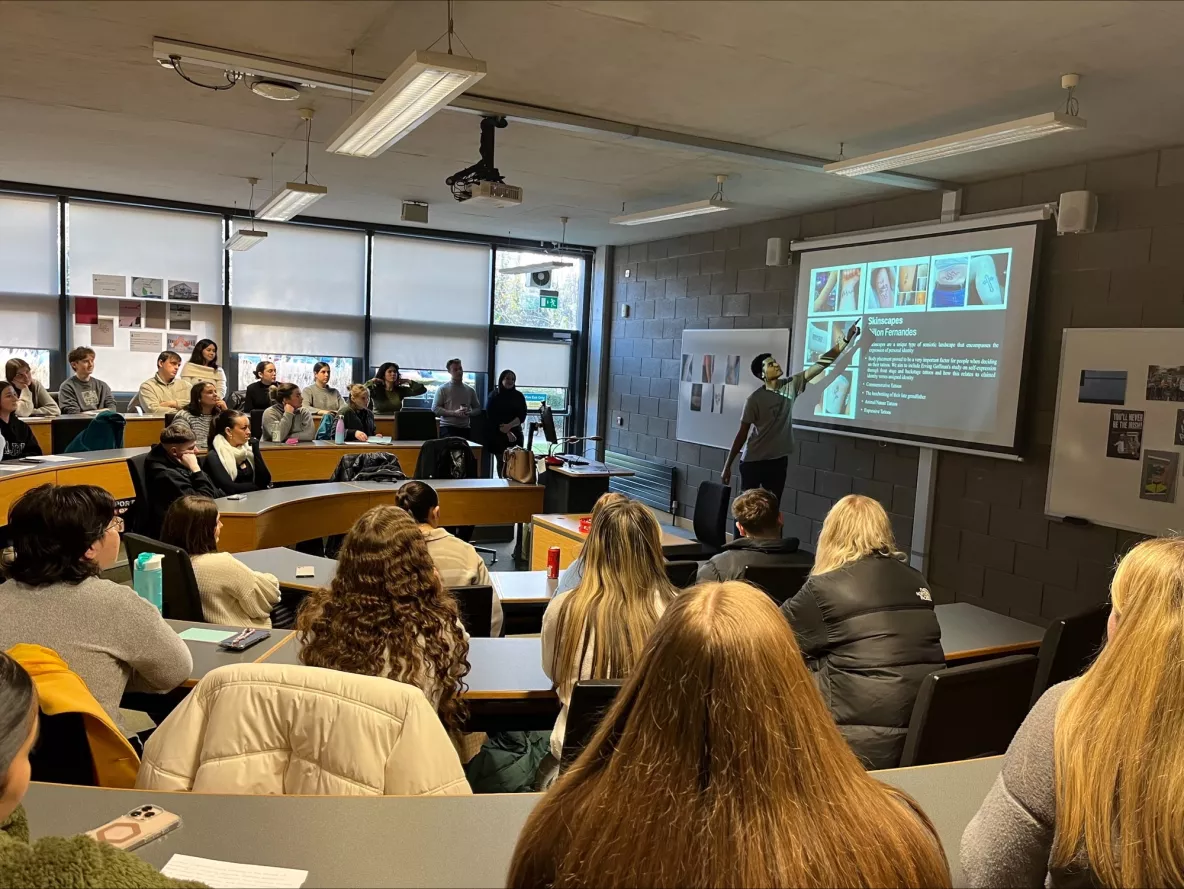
[129,330,163,353]
[161,855,308,889]
[0,464,30,472]
[93,318,115,348]
[177,628,236,644]
[24,454,80,463]
[92,274,126,297]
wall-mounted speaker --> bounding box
[766,237,789,267]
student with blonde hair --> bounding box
[962,537,1184,887]
[780,494,943,769]
[541,498,678,762]
[511,581,951,889]
[338,384,376,442]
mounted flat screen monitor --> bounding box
[790,222,1041,455]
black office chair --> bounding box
[560,679,624,770]
[28,711,98,787]
[124,453,151,535]
[898,654,1038,767]
[396,410,439,441]
[50,416,92,454]
[662,481,730,561]
[449,585,494,637]
[742,563,813,606]
[1030,603,1110,706]
[123,532,205,621]
[664,560,699,588]
[249,409,265,440]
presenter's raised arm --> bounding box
[803,320,860,385]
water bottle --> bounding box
[334,415,345,444]
[133,552,164,613]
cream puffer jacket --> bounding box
[136,663,471,796]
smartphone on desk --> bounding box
[86,805,181,851]
[218,628,271,651]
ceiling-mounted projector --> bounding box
[467,181,523,207]
[447,115,522,206]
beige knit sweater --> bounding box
[191,552,281,628]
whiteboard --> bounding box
[1047,327,1184,536]
[677,328,789,449]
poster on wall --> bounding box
[144,301,167,329]
[1106,409,1143,460]
[75,297,98,325]
[131,277,163,299]
[169,304,192,331]
[168,333,196,353]
[1140,450,1179,502]
[118,301,141,329]
[92,318,115,348]
[129,331,162,353]
[92,274,125,297]
[676,328,790,450]
[168,280,200,302]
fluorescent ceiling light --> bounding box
[256,182,328,222]
[499,260,575,276]
[610,196,732,226]
[224,228,268,251]
[825,112,1086,177]
[327,50,486,158]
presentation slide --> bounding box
[790,223,1039,453]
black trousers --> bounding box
[738,455,789,504]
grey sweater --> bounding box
[302,384,345,413]
[432,382,481,430]
[58,376,117,414]
[0,576,193,735]
[261,404,317,442]
[961,681,1097,888]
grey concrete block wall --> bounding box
[606,146,1184,623]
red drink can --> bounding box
[547,546,561,580]
[578,516,592,534]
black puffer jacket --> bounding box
[695,535,813,583]
[780,553,944,770]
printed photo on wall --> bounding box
[681,354,694,383]
[131,277,163,299]
[701,354,716,383]
[1106,409,1144,460]
[118,301,141,329]
[712,385,724,413]
[167,333,196,353]
[1140,450,1179,502]
[1146,365,1184,402]
[725,354,741,385]
[690,383,703,412]
[1078,369,1127,405]
[167,280,199,302]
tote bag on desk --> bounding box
[502,447,536,484]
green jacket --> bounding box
[365,379,427,414]
[0,806,205,888]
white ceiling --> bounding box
[1,0,1182,245]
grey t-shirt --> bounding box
[432,382,481,430]
[741,373,806,462]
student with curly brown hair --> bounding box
[296,505,471,735]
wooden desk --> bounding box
[167,619,293,688]
[25,414,166,453]
[260,439,482,484]
[0,448,144,518]
[216,479,544,552]
[20,756,1000,886]
[541,460,635,513]
[530,513,689,571]
[936,602,1044,661]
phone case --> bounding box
[86,805,181,851]
[218,628,271,651]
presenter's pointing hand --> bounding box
[845,321,861,343]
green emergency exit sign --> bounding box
[539,292,559,309]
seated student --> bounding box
[137,350,191,415]
[144,423,221,535]
[179,338,227,399]
[204,410,271,495]
[366,362,426,413]
[0,653,200,887]
[509,581,951,889]
[0,384,42,461]
[160,496,280,628]
[961,537,1183,888]
[302,361,346,415]
[4,359,59,418]
[696,488,813,582]
[57,346,117,414]
[171,381,220,447]
[555,491,627,594]
[0,485,192,736]
[339,383,377,442]
[244,360,276,412]
[542,498,678,762]
[298,505,471,736]
[262,382,316,442]
[396,480,502,636]
[780,494,943,770]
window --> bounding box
[371,236,490,371]
[494,250,584,331]
[392,367,482,405]
[0,348,51,389]
[0,196,61,381]
[67,202,224,392]
[235,353,361,393]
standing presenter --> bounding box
[720,320,861,501]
